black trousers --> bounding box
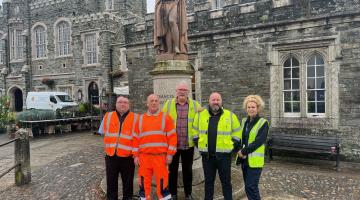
[242,164,262,200]
[169,147,194,196]
[105,155,135,200]
[201,153,232,200]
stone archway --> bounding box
[88,81,99,105]
[8,86,23,112]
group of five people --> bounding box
[99,82,268,200]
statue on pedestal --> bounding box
[154,0,188,56]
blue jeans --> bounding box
[201,153,232,200]
[242,164,262,200]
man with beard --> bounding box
[192,92,241,200]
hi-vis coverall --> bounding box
[133,111,177,200]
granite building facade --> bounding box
[1,0,360,160]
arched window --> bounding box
[34,25,46,58]
[88,82,99,105]
[0,33,4,64]
[283,57,300,114]
[307,53,325,114]
[57,21,71,56]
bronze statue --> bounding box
[154,0,188,55]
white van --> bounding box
[26,92,78,111]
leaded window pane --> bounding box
[283,57,301,113]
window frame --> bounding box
[10,29,24,61]
[54,19,72,58]
[105,0,114,11]
[0,37,4,64]
[282,56,301,118]
[34,25,47,59]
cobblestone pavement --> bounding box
[1,132,360,200]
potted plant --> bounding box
[41,77,55,88]
[0,96,10,134]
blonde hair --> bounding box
[243,95,265,113]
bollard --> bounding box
[14,129,31,186]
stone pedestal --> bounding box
[150,60,194,105]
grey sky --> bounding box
[147,0,155,13]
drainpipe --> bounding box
[109,47,114,93]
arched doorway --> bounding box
[88,82,99,105]
[8,86,23,112]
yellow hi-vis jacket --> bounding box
[162,98,201,147]
[240,117,268,168]
[192,108,241,153]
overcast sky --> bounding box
[147,0,155,13]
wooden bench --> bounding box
[267,133,340,171]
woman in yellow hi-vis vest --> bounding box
[237,95,269,200]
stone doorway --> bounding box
[8,86,23,112]
[88,81,99,105]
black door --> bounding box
[14,88,23,112]
[88,82,99,105]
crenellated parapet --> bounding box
[30,0,66,10]
[125,0,360,46]
[72,12,123,25]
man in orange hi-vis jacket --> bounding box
[133,94,177,200]
[98,96,138,200]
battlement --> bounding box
[72,12,123,25]
[30,0,67,10]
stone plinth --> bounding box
[150,60,194,105]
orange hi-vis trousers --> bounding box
[138,154,171,200]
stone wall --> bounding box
[125,0,360,160]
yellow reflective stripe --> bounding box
[139,114,144,133]
[249,152,265,157]
[188,118,194,123]
[168,146,177,151]
[192,126,199,131]
[105,112,113,134]
[139,142,168,148]
[233,126,241,132]
[140,131,166,137]
[120,134,133,140]
[167,129,176,136]
[132,113,138,135]
[217,131,231,135]
[232,136,240,141]
[105,133,132,140]
[105,144,132,151]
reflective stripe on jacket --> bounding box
[132,111,177,156]
[162,98,200,147]
[102,111,138,157]
[240,117,268,168]
[192,108,241,153]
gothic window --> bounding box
[0,35,4,64]
[34,25,46,58]
[57,21,71,56]
[212,0,224,9]
[106,0,114,10]
[306,53,325,115]
[281,52,327,118]
[10,29,24,61]
[84,33,97,65]
[283,57,300,116]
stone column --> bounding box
[14,129,31,186]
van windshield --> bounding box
[56,95,74,102]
